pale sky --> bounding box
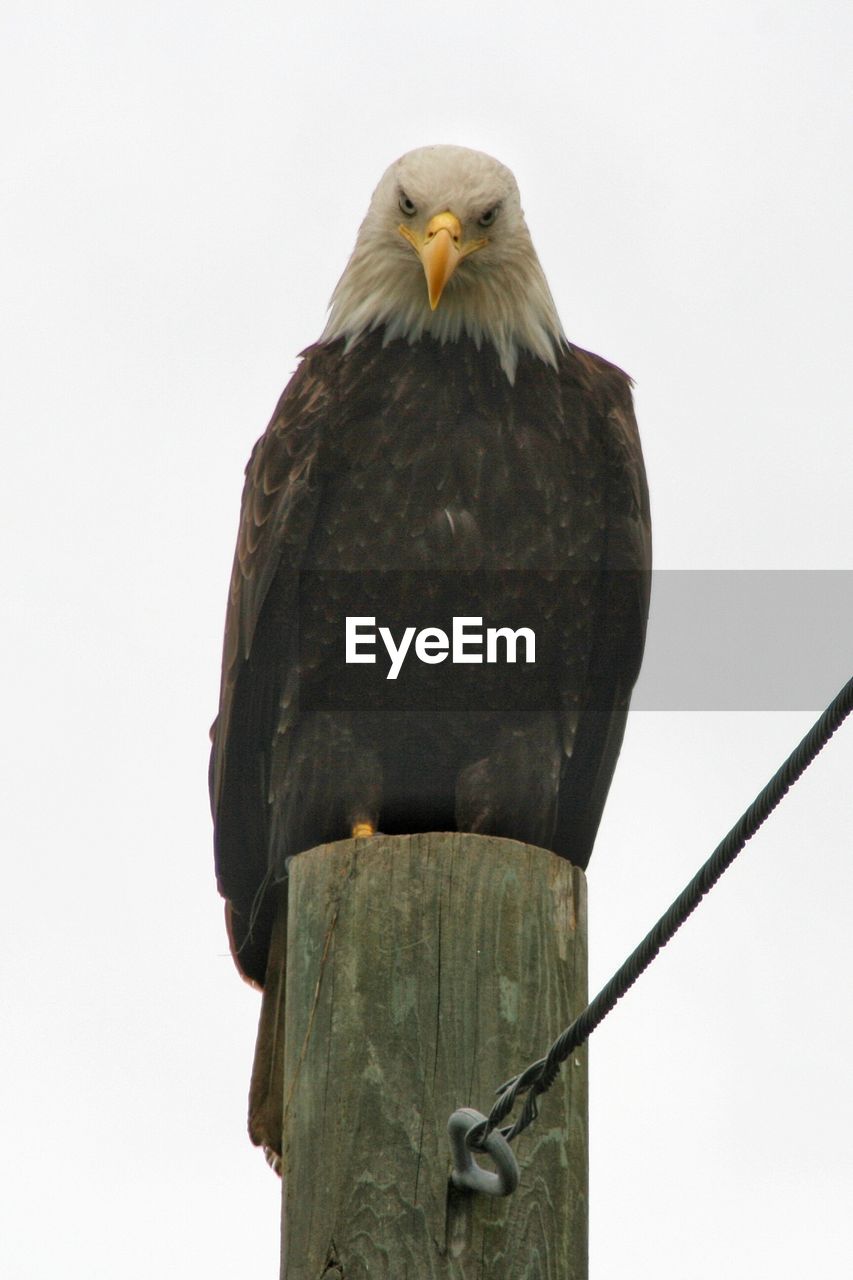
[2,3,852,1277]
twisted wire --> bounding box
[468,674,853,1150]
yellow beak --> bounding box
[399,211,487,310]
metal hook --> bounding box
[447,1107,519,1197]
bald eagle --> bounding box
[211,145,651,987]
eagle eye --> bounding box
[398,191,417,218]
[478,205,500,228]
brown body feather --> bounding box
[211,329,650,986]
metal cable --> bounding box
[468,674,853,1151]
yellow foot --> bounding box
[351,821,376,838]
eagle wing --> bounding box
[210,346,333,983]
[553,349,652,867]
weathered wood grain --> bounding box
[265,833,587,1279]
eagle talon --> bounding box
[351,821,377,838]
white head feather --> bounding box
[321,145,566,383]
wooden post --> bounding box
[251,832,588,1279]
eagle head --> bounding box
[321,145,565,382]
